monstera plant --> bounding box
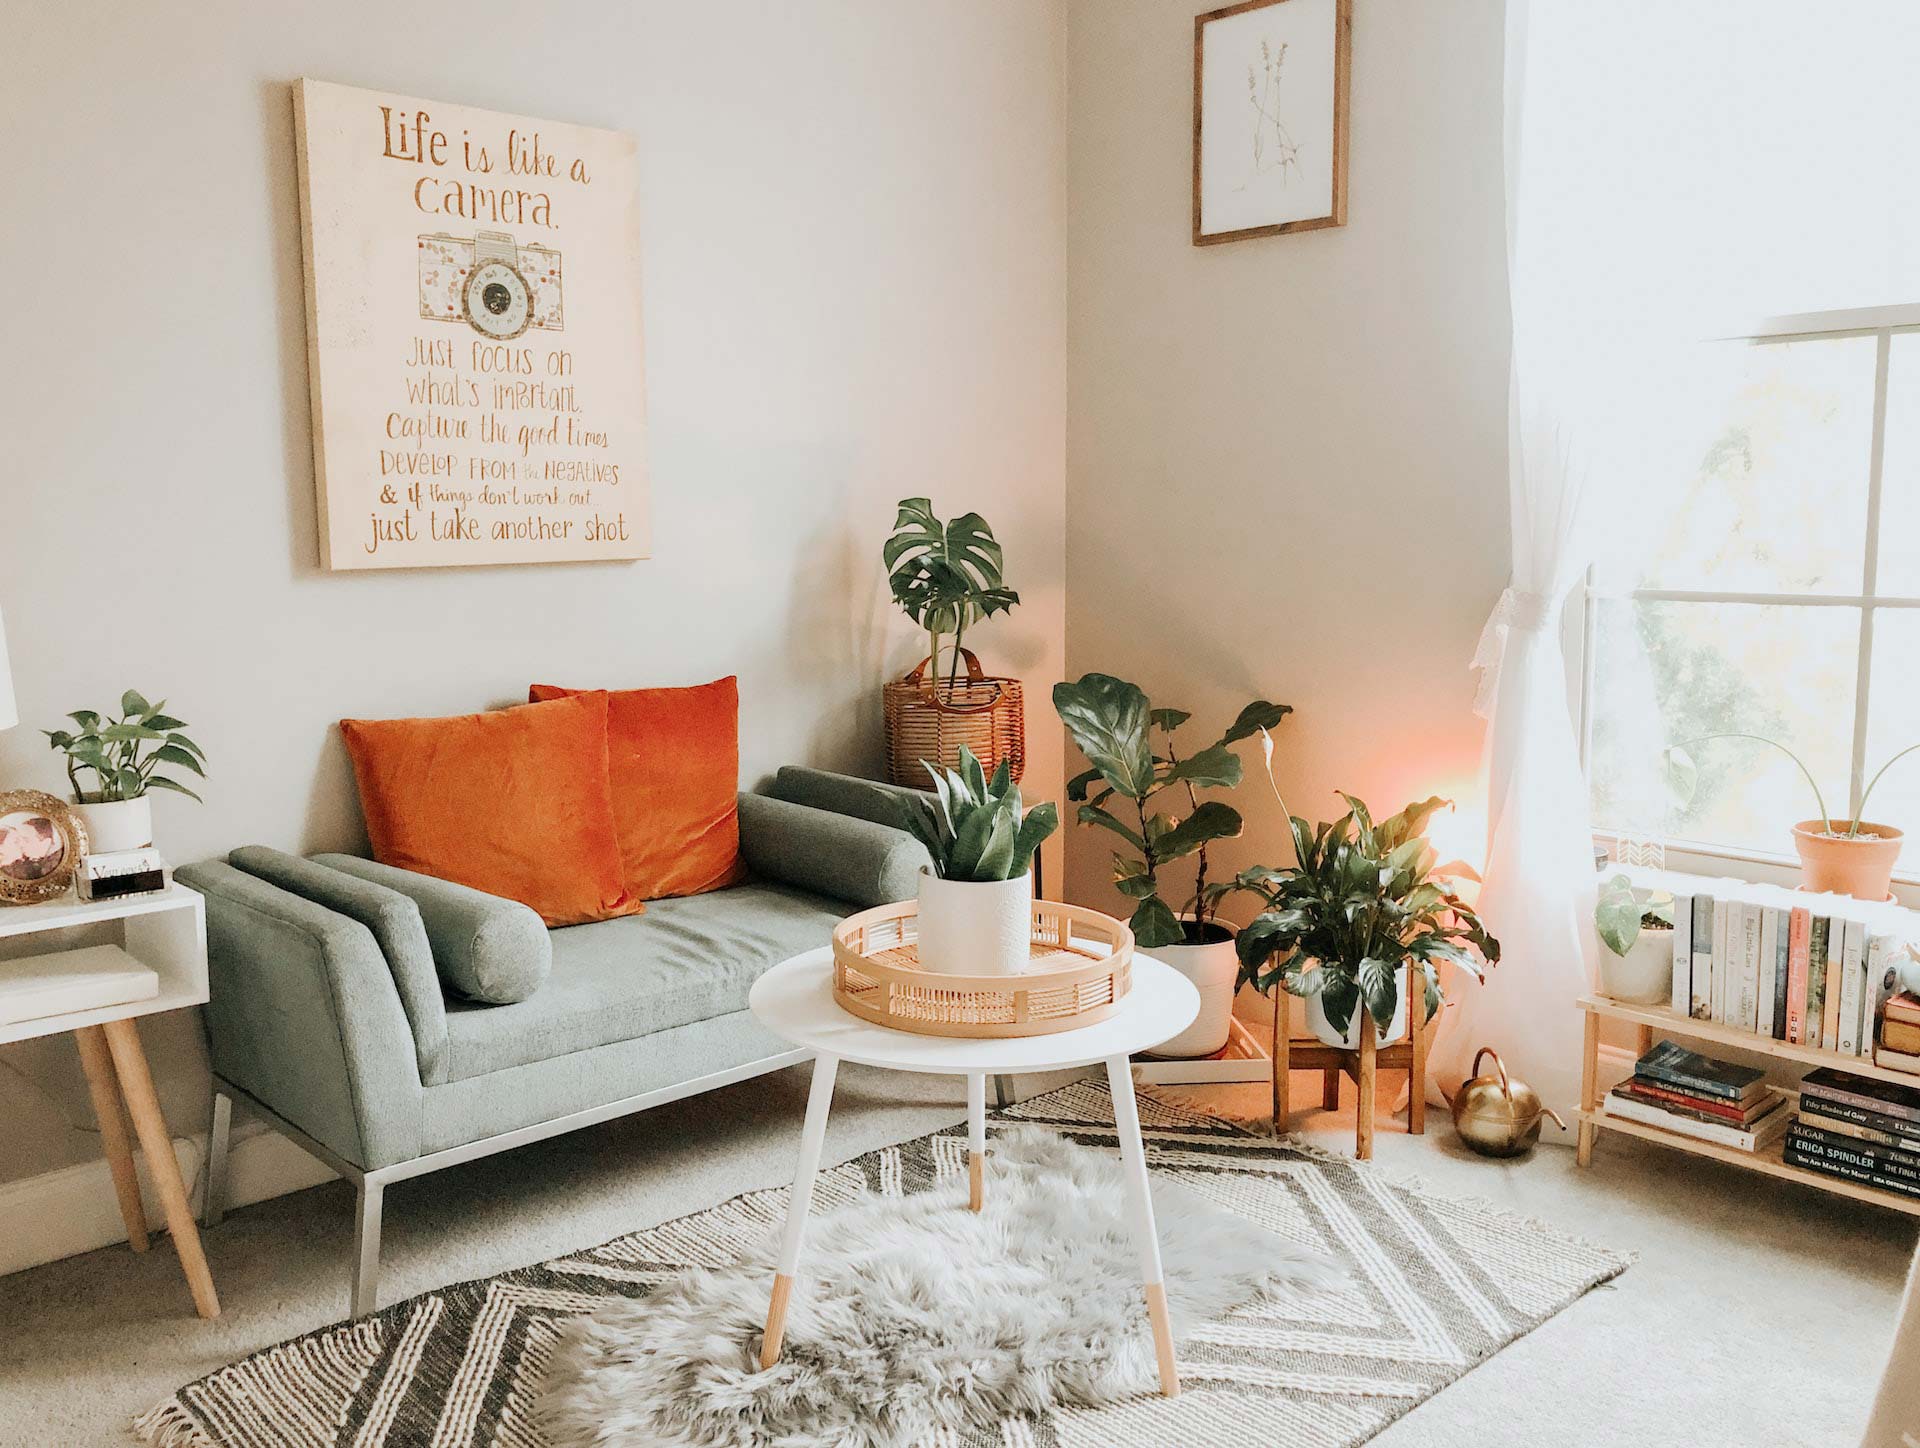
[1053,672,1290,950]
[883,499,1019,691]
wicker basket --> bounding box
[882,649,1025,786]
[831,899,1133,1038]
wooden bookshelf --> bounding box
[1577,994,1920,1218]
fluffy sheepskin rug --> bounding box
[539,1124,1342,1448]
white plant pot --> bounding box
[915,869,1031,976]
[74,795,152,855]
[1306,983,1410,1050]
[1143,924,1239,1059]
[1599,928,1674,1005]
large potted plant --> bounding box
[1667,733,1919,901]
[887,745,1058,976]
[43,690,207,853]
[1230,793,1498,1050]
[1052,672,1290,1057]
[881,499,1026,786]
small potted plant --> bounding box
[1667,734,1919,901]
[886,745,1058,976]
[1593,873,1675,1004]
[1052,673,1291,1057]
[43,691,206,853]
[1231,791,1498,1050]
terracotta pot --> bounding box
[1791,820,1904,901]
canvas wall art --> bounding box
[293,79,649,570]
[1193,0,1351,245]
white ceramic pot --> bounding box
[916,869,1031,976]
[75,795,152,855]
[1599,927,1674,1005]
[1143,922,1239,1058]
[1306,981,1410,1049]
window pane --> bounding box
[1633,335,1875,594]
[1864,609,1920,843]
[1589,599,1859,853]
[1875,333,1920,596]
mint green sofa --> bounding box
[177,767,930,1317]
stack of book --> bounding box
[1877,992,1920,1073]
[1666,892,1902,1060]
[1785,1068,1920,1199]
[1604,1040,1790,1151]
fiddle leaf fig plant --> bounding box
[1230,790,1498,1037]
[1053,672,1291,949]
[883,499,1020,691]
[886,744,1058,882]
[44,690,207,803]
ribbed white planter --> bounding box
[1143,923,1238,1058]
[915,869,1031,976]
[1598,928,1673,1005]
[74,795,151,855]
[1306,985,1409,1050]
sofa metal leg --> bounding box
[990,1074,1016,1109]
[202,1089,233,1228]
[350,1179,384,1319]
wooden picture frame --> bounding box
[1192,0,1351,246]
[0,789,89,905]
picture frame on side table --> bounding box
[0,789,89,905]
[1193,0,1352,245]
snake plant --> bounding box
[887,745,1057,882]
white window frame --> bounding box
[1575,301,1920,902]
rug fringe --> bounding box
[130,1398,216,1448]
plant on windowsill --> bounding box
[1665,734,1920,901]
[1052,672,1291,1058]
[43,690,207,853]
[1593,873,1675,1005]
[885,744,1058,977]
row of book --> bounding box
[1604,1040,1789,1152]
[1785,1068,1920,1200]
[1667,893,1902,1061]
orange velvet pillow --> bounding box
[339,692,640,928]
[528,677,745,901]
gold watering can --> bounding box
[1449,1047,1566,1157]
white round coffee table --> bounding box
[747,946,1201,1397]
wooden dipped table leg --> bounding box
[102,1017,220,1319]
[762,1054,839,1369]
[967,1072,987,1212]
[74,1025,148,1252]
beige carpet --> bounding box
[0,1056,1912,1447]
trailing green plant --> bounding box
[1229,787,1498,1037]
[1665,733,1920,838]
[882,498,1019,691]
[1594,873,1673,958]
[886,745,1058,882]
[1052,672,1291,949]
[44,690,207,803]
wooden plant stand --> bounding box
[1270,961,1428,1160]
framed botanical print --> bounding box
[1192,0,1352,245]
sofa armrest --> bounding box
[738,792,929,908]
[764,765,932,829]
[314,855,551,1005]
[176,859,423,1171]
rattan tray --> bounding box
[830,899,1134,1038]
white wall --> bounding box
[0,0,1067,1191]
[1063,0,1509,916]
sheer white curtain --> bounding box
[1434,1,1920,1124]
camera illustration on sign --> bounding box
[417,230,565,340]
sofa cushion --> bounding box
[315,854,552,1006]
[529,677,745,902]
[738,793,929,907]
[338,692,639,927]
[226,846,451,1085]
[439,882,843,1082]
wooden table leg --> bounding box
[966,1071,987,1211]
[1321,1067,1340,1110]
[1356,1013,1376,1161]
[1577,1008,1600,1167]
[74,1025,149,1253]
[101,1018,219,1318]
[762,1053,839,1370]
[1408,966,1428,1135]
[1272,991,1290,1134]
[1105,1055,1179,1397]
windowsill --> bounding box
[1595,831,1920,910]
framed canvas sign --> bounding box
[1192,0,1351,245]
[293,79,649,570]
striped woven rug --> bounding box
[136,1081,1627,1448]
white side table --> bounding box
[0,885,219,1318]
[747,948,1200,1397]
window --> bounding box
[1581,305,1920,872]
